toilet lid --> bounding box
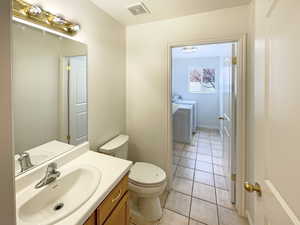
[129,162,166,185]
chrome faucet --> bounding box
[35,163,61,189]
[18,152,34,172]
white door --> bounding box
[251,0,300,224]
[219,43,237,204]
[69,56,88,145]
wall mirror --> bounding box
[13,21,88,176]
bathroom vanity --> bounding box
[15,143,132,225]
[83,175,129,225]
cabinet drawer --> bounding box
[103,193,129,225]
[97,175,128,225]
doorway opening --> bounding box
[165,37,246,224]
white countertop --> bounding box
[15,143,132,225]
[15,141,74,175]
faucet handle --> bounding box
[47,162,58,171]
[18,152,34,172]
[18,152,29,160]
[22,152,29,156]
[46,163,60,177]
[17,153,22,160]
[35,162,60,189]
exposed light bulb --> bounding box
[27,5,42,16]
[69,24,80,32]
[51,16,67,25]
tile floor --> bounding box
[160,128,249,225]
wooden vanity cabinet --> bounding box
[84,212,96,225]
[102,193,129,225]
[83,175,129,225]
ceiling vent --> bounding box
[128,2,151,16]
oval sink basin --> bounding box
[17,165,101,225]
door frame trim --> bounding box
[165,34,247,216]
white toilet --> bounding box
[98,135,167,225]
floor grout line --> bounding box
[187,136,198,225]
[171,182,224,204]
[170,130,238,225]
[210,133,221,225]
[174,158,226,175]
[164,208,190,219]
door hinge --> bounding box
[231,174,236,181]
[232,56,237,65]
[66,65,71,71]
[67,135,71,141]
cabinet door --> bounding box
[83,212,96,225]
[103,192,129,225]
[98,176,128,225]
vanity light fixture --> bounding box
[13,0,81,36]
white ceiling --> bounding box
[90,0,251,26]
[172,43,233,59]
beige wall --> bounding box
[0,0,16,224]
[35,0,127,149]
[126,5,250,178]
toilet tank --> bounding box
[98,135,129,159]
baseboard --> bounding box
[246,210,254,225]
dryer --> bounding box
[173,104,193,144]
[176,100,197,133]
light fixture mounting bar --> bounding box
[12,0,80,36]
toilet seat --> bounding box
[129,162,166,187]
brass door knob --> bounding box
[218,116,225,120]
[244,182,262,196]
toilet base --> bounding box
[130,208,161,225]
[139,197,163,221]
[129,194,163,225]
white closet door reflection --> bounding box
[68,56,88,145]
